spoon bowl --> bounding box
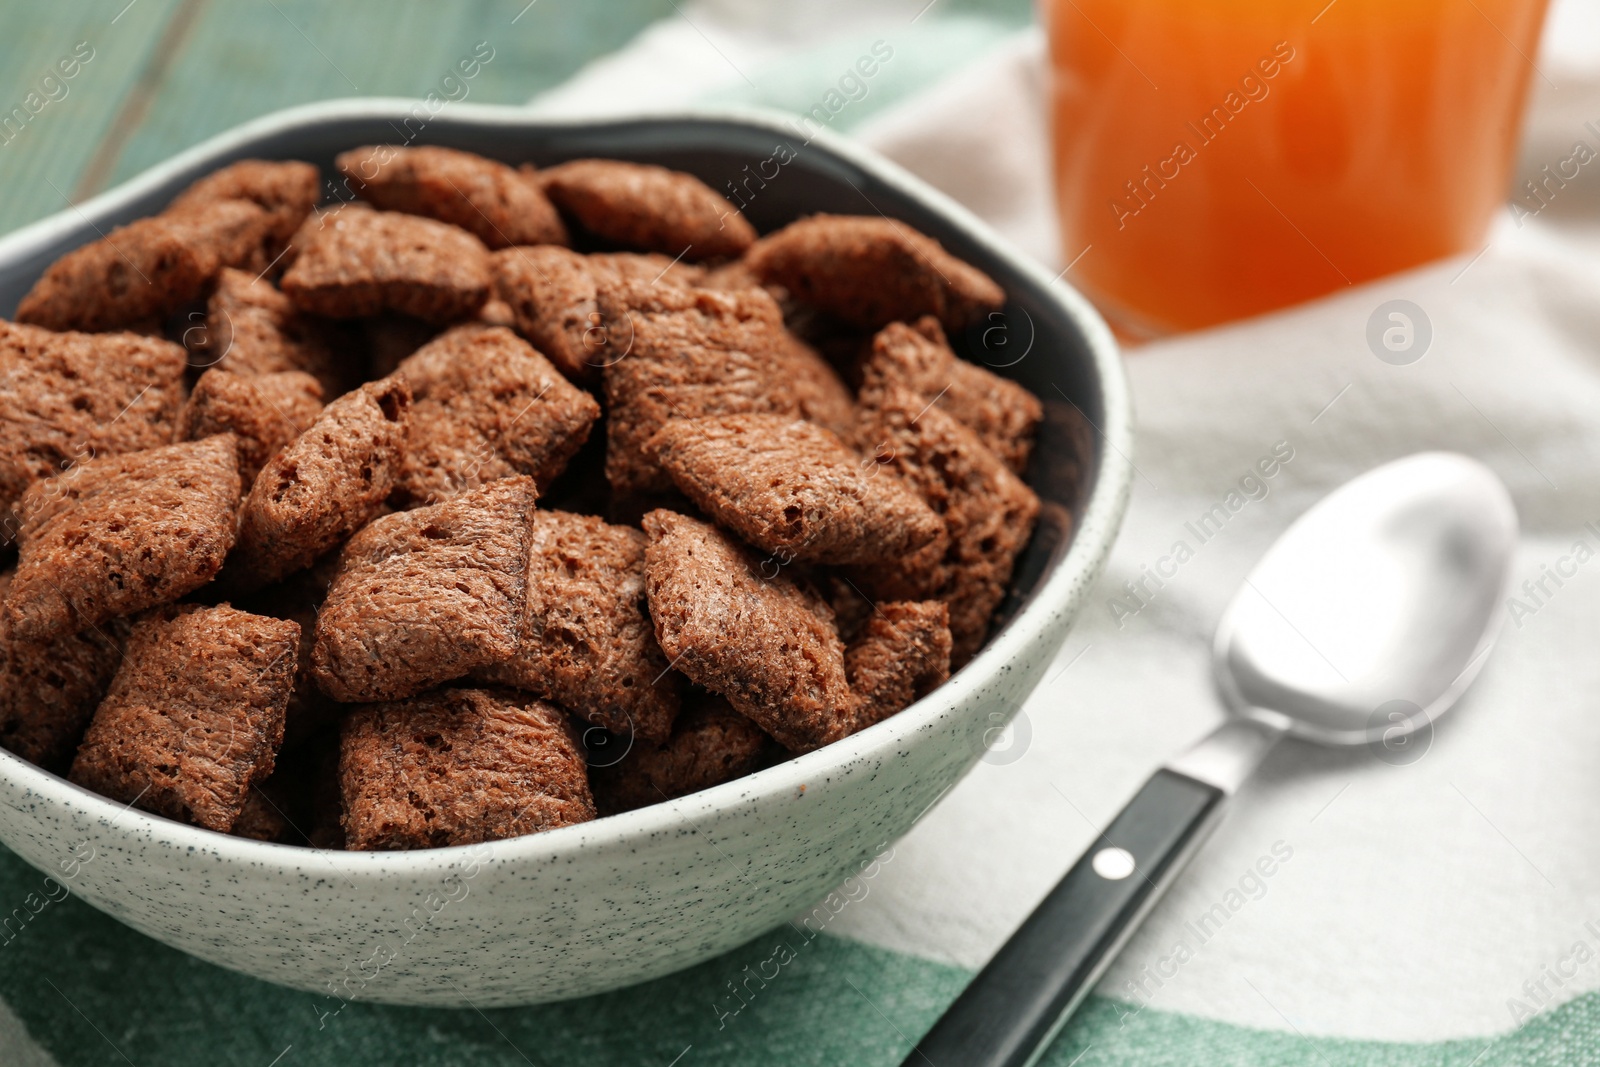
[1215,451,1518,746]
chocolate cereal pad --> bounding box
[746,214,1005,332]
[846,600,953,731]
[177,368,324,485]
[226,377,411,592]
[338,145,568,250]
[861,317,1042,476]
[167,158,321,274]
[69,604,299,834]
[203,267,363,399]
[647,413,945,566]
[0,570,126,772]
[490,245,603,383]
[0,321,187,540]
[393,323,599,506]
[601,283,798,497]
[490,247,706,384]
[852,385,1041,665]
[3,435,243,642]
[540,158,756,261]
[17,199,276,333]
[475,509,682,744]
[0,141,1058,847]
[280,204,491,324]
[590,695,772,815]
[340,687,594,851]
[642,509,854,752]
[312,476,536,703]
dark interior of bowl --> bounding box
[0,108,1106,658]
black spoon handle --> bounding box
[901,769,1225,1067]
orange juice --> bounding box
[1044,0,1549,335]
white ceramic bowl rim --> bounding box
[0,99,1132,873]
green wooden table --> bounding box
[0,0,1030,235]
[0,1,670,232]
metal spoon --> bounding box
[904,451,1518,1067]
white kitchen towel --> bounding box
[533,0,1600,1046]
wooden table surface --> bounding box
[0,0,1027,239]
[0,1,681,233]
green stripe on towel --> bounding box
[0,847,1589,1066]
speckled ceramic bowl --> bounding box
[0,101,1131,1006]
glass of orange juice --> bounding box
[1043,0,1549,336]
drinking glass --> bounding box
[1044,0,1550,336]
